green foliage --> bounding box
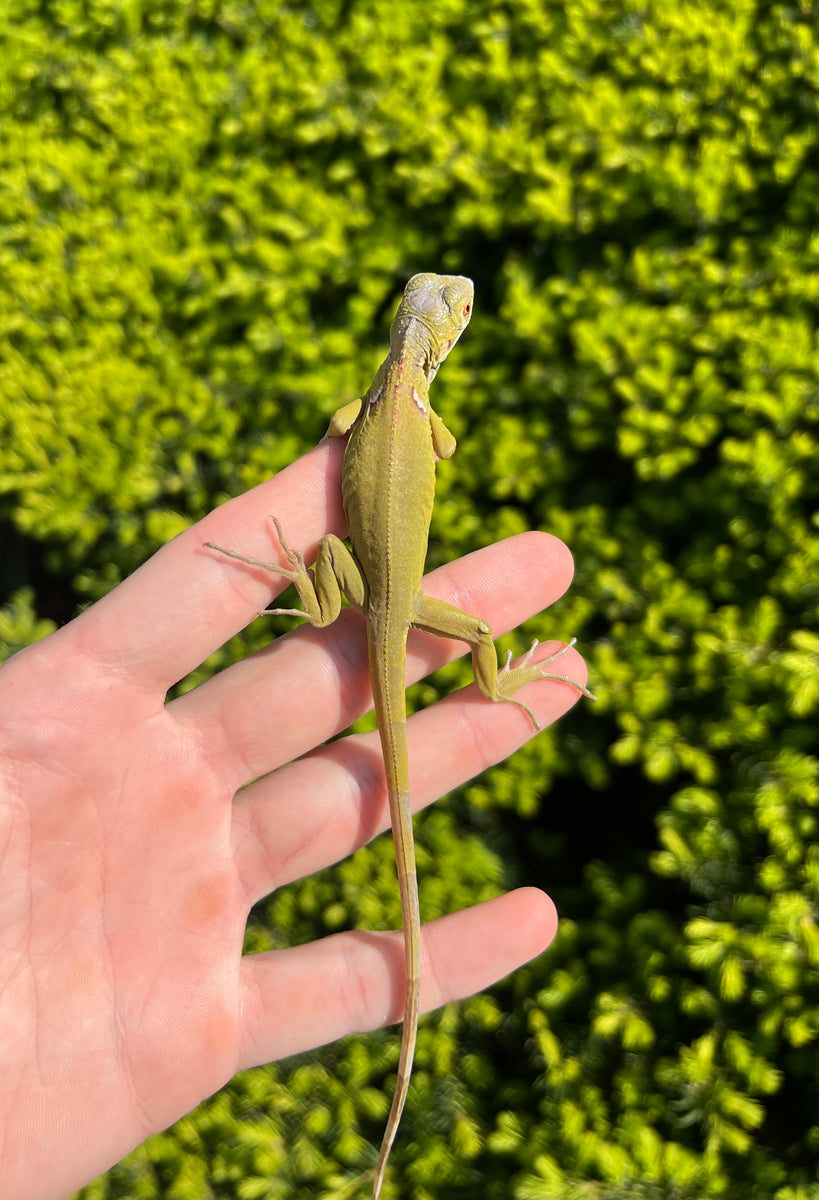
[1,0,816,1197]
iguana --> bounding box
[206,273,593,1198]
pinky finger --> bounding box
[236,886,558,1071]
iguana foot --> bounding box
[495,638,597,729]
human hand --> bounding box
[0,437,587,1198]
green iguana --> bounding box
[206,272,593,1198]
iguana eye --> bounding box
[462,302,471,318]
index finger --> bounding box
[53,438,346,692]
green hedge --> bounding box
[1,1,816,1197]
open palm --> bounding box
[0,438,586,1198]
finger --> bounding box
[172,531,578,787]
[237,887,557,1070]
[49,439,346,693]
[232,638,587,907]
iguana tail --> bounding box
[369,631,420,1200]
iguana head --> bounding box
[392,272,474,381]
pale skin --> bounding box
[206,274,594,1198]
[0,433,588,1200]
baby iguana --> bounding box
[206,273,593,1199]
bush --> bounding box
[1,1,816,1197]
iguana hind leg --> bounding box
[411,592,595,728]
[206,516,366,625]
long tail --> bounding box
[370,634,421,1200]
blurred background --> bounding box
[1,1,816,1197]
